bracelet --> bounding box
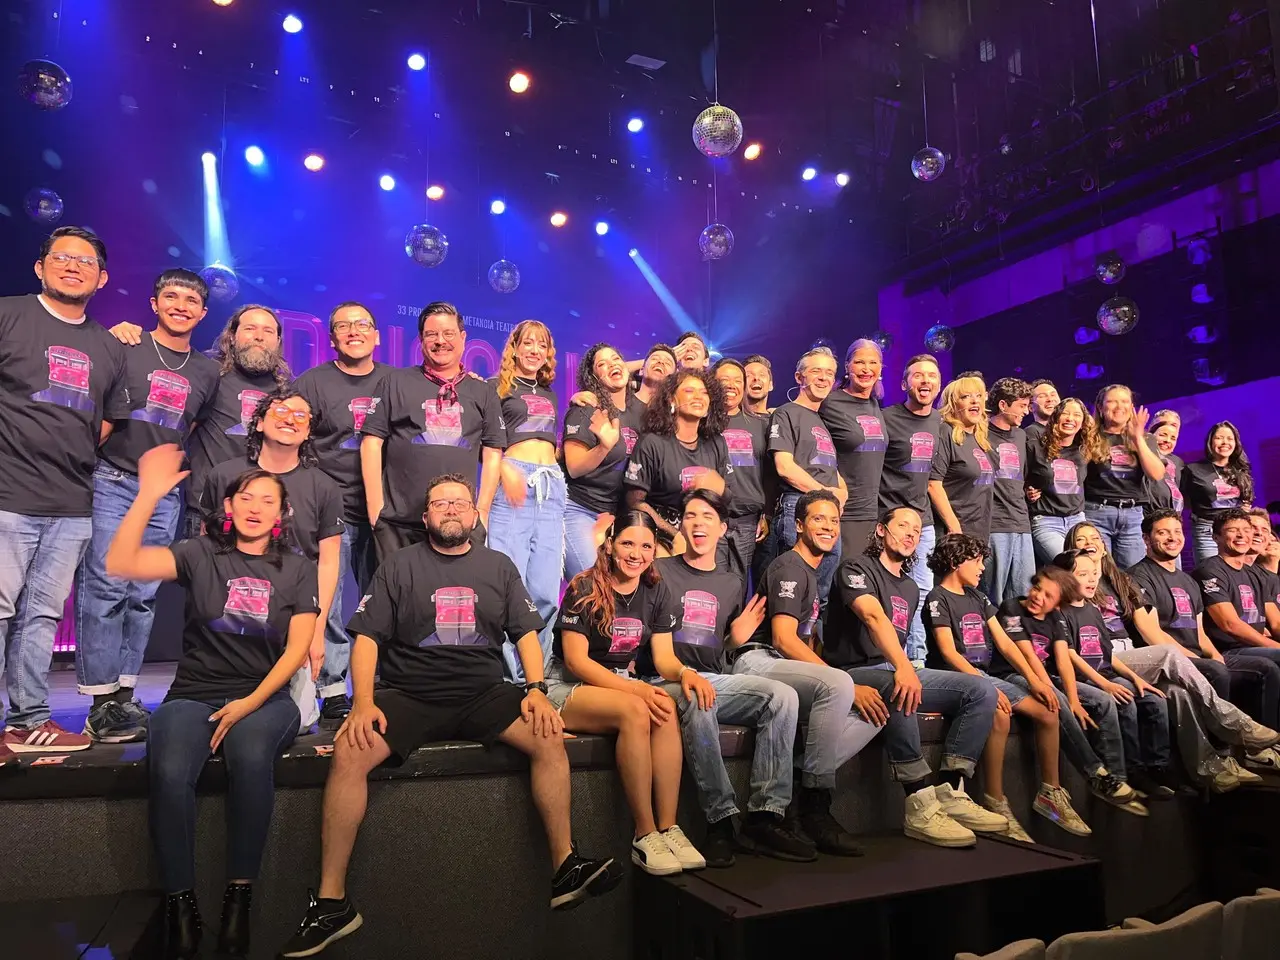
[677,666,692,681]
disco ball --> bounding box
[811,337,836,353]
[199,263,240,303]
[404,224,449,268]
[487,259,520,294]
[911,146,946,182]
[698,223,734,261]
[1097,296,1139,336]
[1094,252,1126,285]
[18,59,73,110]
[692,104,744,159]
[24,187,63,224]
[924,323,956,352]
[869,330,894,352]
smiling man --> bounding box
[674,331,710,372]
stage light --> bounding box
[595,221,609,236]
[801,166,817,181]
[426,184,444,200]
[490,199,506,215]
[379,174,396,191]
[628,248,638,258]
[244,145,264,167]
[743,142,762,161]
[303,153,324,171]
[550,211,567,227]
[201,151,216,165]
[212,0,234,6]
[627,117,644,133]
[407,53,426,71]
[282,14,303,34]
[509,71,530,94]
[835,171,850,187]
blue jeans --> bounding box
[1007,674,1107,778]
[733,650,880,789]
[1192,518,1217,565]
[562,499,601,582]
[716,513,761,588]
[776,492,841,619]
[1107,676,1170,770]
[487,461,567,683]
[317,520,376,699]
[0,510,93,728]
[662,671,798,823]
[846,664,997,782]
[983,531,1035,605]
[148,693,299,893]
[74,464,181,695]
[1071,680,1131,779]
[1030,513,1086,567]
[905,524,935,665]
[1083,502,1145,569]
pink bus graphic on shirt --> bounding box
[33,345,95,411]
[810,425,837,467]
[1165,474,1184,511]
[340,396,379,449]
[675,590,720,647]
[612,427,640,472]
[680,466,711,492]
[1239,583,1259,624]
[423,586,482,645]
[226,389,267,435]
[1030,633,1051,662]
[1077,625,1105,667]
[1211,476,1240,509]
[855,415,886,453]
[960,613,988,664]
[516,394,556,434]
[130,369,192,429]
[972,449,994,486]
[799,598,820,640]
[889,595,910,632]
[1051,458,1080,495]
[609,617,644,657]
[1107,444,1137,477]
[209,577,277,638]
[906,431,935,473]
[414,398,468,448]
[1170,586,1196,629]
[995,443,1022,481]
[723,428,757,468]
[1100,593,1123,633]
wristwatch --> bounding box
[525,681,549,695]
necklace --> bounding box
[615,583,640,608]
[513,374,539,389]
[151,333,191,372]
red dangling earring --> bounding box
[270,520,282,539]
[222,518,232,535]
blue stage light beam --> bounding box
[200,152,232,267]
[282,14,303,33]
[407,53,426,71]
[628,249,696,333]
[244,145,265,167]
[379,174,396,191]
[490,199,506,215]
[595,220,610,236]
[801,166,817,181]
[627,117,644,133]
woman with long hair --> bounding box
[820,338,888,558]
[928,376,995,542]
[623,368,731,555]
[1145,410,1186,517]
[1181,420,1254,563]
[545,510,705,875]
[1025,397,1106,565]
[107,447,318,959]
[1065,520,1146,637]
[561,343,648,578]
[486,320,566,678]
[1083,384,1165,568]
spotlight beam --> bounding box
[628,249,696,334]
[200,152,232,267]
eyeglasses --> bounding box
[422,329,460,343]
[428,498,473,512]
[332,319,375,334]
[267,405,311,425]
[47,252,100,269]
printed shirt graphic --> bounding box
[972,448,995,486]
[1099,591,1124,635]
[810,424,838,467]
[422,586,483,645]
[209,577,278,639]
[1106,443,1138,478]
[724,428,757,467]
[1077,624,1106,669]
[995,442,1023,481]
[959,612,990,665]
[228,388,267,435]
[1170,586,1196,629]
[889,594,910,632]
[1029,630,1052,662]
[907,431,935,473]
[798,598,820,640]
[415,397,468,447]
[680,465,711,492]
[1052,458,1080,495]
[516,393,556,434]
[1211,475,1241,509]
[131,369,191,429]
[613,427,640,472]
[675,589,721,647]
[609,617,644,656]
[1239,582,1260,624]
[855,414,886,453]
[341,396,380,449]
[1164,473,1184,511]
[33,345,95,411]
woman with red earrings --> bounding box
[106,445,319,959]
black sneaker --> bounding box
[550,846,623,910]
[798,787,864,857]
[1129,768,1176,802]
[277,890,362,957]
[82,700,146,744]
[120,696,151,728]
[1089,774,1149,816]
[703,817,737,869]
[737,812,818,862]
[319,695,352,729]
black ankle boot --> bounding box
[164,891,202,959]
[217,882,253,956]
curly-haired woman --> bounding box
[1182,420,1254,563]
[1025,397,1107,565]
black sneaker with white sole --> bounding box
[550,847,623,910]
[702,817,736,868]
[83,700,147,744]
[277,890,363,958]
[319,695,352,729]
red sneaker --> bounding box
[3,720,92,753]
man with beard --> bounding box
[633,343,676,406]
[733,489,883,855]
[743,355,775,416]
[1026,380,1059,446]
[712,358,769,581]
[361,302,504,564]
[674,331,710,372]
[75,269,220,744]
[295,302,390,725]
[878,353,942,664]
[279,475,620,957]
[0,227,129,757]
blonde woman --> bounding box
[928,375,995,542]
[1083,384,1164,568]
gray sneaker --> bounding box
[82,701,146,744]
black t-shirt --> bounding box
[200,457,344,561]
[0,295,130,517]
[1085,432,1153,503]
[1127,556,1202,653]
[553,576,677,671]
[493,379,559,447]
[166,537,319,702]
[878,404,940,525]
[930,430,996,540]
[818,392,886,521]
[1250,564,1280,611]
[824,554,919,669]
[636,557,745,675]
[996,596,1067,672]
[768,402,839,490]
[623,432,733,511]
[1193,555,1266,651]
[722,410,769,518]
[1024,421,1047,446]
[187,369,283,509]
[347,542,543,703]
[294,361,391,523]
[746,550,820,649]
[1024,436,1087,518]
[1180,460,1243,521]
[361,367,505,528]
[1094,577,1132,645]
[922,586,1004,674]
[1057,602,1116,677]
[1145,453,1185,513]
[987,423,1031,534]
[561,392,647,516]
[99,333,220,476]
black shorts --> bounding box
[373,683,524,764]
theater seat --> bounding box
[1222,888,1280,960]
[955,938,1046,960]
[1044,902,1223,960]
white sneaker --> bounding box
[632,831,683,875]
[1033,785,1092,837]
[935,781,1009,833]
[1226,756,1265,786]
[983,795,1034,844]
[1244,747,1280,772]
[660,825,707,870]
[1242,723,1280,752]
[903,785,977,849]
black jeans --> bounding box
[1224,648,1280,729]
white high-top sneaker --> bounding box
[903,785,976,849]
